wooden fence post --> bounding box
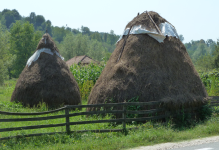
[65,106,70,134]
[122,105,127,135]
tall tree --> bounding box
[72,28,80,34]
[9,21,42,77]
[90,32,102,42]
[4,11,15,28]
[81,26,90,35]
[45,20,52,35]
[88,39,106,61]
[1,9,21,28]
[192,43,209,60]
[29,12,36,24]
[52,26,67,43]
[35,15,45,29]
[12,9,21,20]
[59,33,76,60]
[179,34,184,42]
[213,40,219,68]
[0,23,14,84]
[59,33,89,60]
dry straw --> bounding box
[11,33,81,108]
[87,11,208,111]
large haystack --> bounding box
[11,33,81,107]
[87,11,208,111]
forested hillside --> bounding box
[0,9,218,85]
[185,39,218,71]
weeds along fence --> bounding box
[0,96,219,140]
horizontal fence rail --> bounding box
[0,96,219,140]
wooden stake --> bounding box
[146,11,162,35]
[117,26,133,62]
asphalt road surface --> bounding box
[130,136,219,150]
[172,142,219,150]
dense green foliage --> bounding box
[199,70,219,96]
[185,39,218,71]
[70,63,105,100]
[9,21,42,77]
[0,23,14,85]
[70,63,105,85]
[59,33,110,61]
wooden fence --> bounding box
[1,96,219,140]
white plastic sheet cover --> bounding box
[26,48,64,67]
[117,22,179,43]
[159,22,179,39]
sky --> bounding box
[1,0,219,43]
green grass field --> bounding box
[1,76,219,150]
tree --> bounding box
[59,33,76,60]
[0,23,14,84]
[192,43,209,60]
[73,34,89,56]
[59,33,89,60]
[90,32,102,42]
[195,54,214,71]
[4,11,15,28]
[66,27,72,32]
[88,39,106,61]
[213,40,219,68]
[72,28,80,34]
[206,39,214,47]
[52,26,67,43]
[81,26,90,35]
[1,9,21,28]
[9,21,42,77]
[107,30,119,45]
[29,12,36,24]
[206,39,216,54]
[45,20,52,35]
[0,13,6,27]
[12,9,21,20]
[103,33,107,42]
[179,34,184,42]
[35,15,45,28]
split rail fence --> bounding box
[0,96,219,140]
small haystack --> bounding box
[87,11,208,111]
[66,55,98,67]
[11,33,81,107]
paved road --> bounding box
[130,136,219,150]
[172,142,219,150]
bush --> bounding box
[199,70,219,96]
[70,63,105,100]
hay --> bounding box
[87,11,208,111]
[36,33,59,52]
[11,33,81,108]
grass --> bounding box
[1,78,219,150]
[1,116,219,150]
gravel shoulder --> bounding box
[129,135,219,150]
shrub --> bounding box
[70,63,105,100]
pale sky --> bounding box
[1,0,219,43]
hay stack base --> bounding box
[87,12,207,111]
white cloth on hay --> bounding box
[26,48,64,67]
[117,22,179,43]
